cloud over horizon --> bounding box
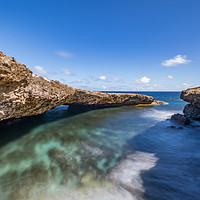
[167,75,173,79]
[34,66,48,75]
[162,55,191,67]
[64,69,74,76]
[98,75,107,80]
[135,76,150,84]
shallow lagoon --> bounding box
[0,92,200,200]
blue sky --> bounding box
[1,0,200,91]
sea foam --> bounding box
[6,151,157,200]
[142,109,176,121]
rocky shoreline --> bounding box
[171,86,200,125]
[181,87,200,120]
[0,51,164,122]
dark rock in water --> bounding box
[167,125,183,130]
[171,113,190,125]
[183,104,200,120]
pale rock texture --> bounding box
[180,87,200,106]
[0,51,159,121]
[180,87,200,120]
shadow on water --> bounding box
[128,119,200,200]
[0,91,183,148]
[0,105,96,147]
[0,103,144,147]
[0,103,154,148]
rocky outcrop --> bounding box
[0,51,161,122]
[180,87,200,105]
[183,104,200,120]
[180,87,200,120]
[171,113,190,125]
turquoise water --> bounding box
[0,92,200,200]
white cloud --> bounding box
[98,76,107,80]
[167,75,173,79]
[113,77,120,81]
[64,69,74,76]
[56,51,74,58]
[102,85,107,89]
[34,66,48,75]
[176,83,191,90]
[135,76,150,84]
[90,75,111,82]
[182,83,191,88]
[162,55,191,67]
[161,75,174,80]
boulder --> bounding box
[167,125,183,130]
[183,104,200,120]
[171,113,190,125]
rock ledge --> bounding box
[0,51,162,121]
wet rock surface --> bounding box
[183,104,200,120]
[167,125,183,130]
[171,113,190,125]
[0,51,159,121]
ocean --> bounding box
[0,92,200,200]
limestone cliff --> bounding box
[0,51,159,121]
[180,87,200,120]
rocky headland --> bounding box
[181,87,200,120]
[171,86,200,125]
[0,51,163,122]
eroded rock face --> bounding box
[180,87,200,105]
[171,113,190,125]
[183,104,200,120]
[0,51,76,121]
[180,87,200,120]
[0,51,157,121]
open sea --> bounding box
[0,92,200,200]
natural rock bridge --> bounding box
[0,51,162,121]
